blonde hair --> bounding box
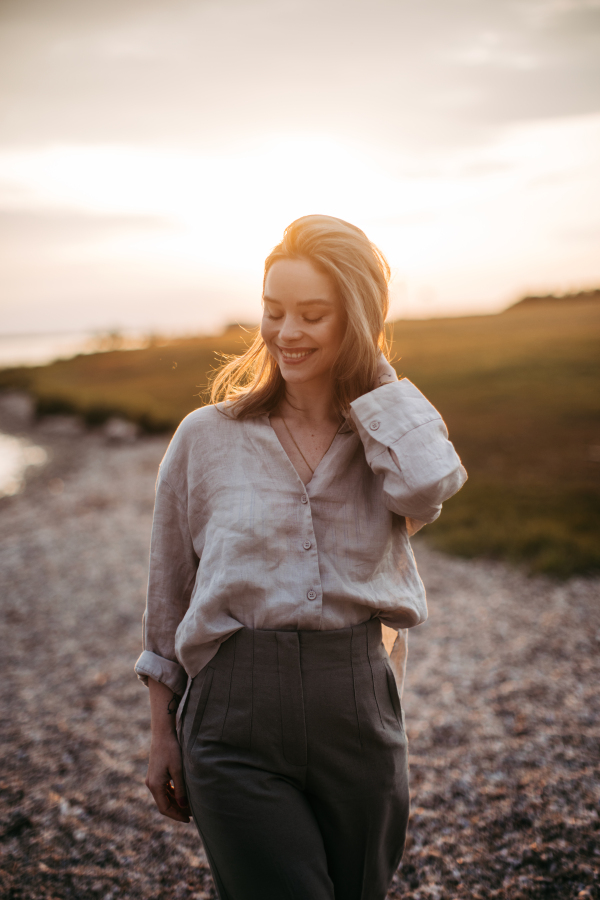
[210,214,391,420]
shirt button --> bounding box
[301,494,308,504]
[307,589,317,600]
[369,420,381,431]
[303,540,312,550]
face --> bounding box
[261,258,345,388]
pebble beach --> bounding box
[0,393,598,900]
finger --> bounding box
[170,771,190,810]
[148,779,171,815]
[148,780,190,823]
[164,802,191,823]
[165,786,190,821]
[161,784,191,822]
[162,803,190,823]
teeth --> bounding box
[281,350,314,359]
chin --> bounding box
[279,368,312,383]
[281,366,331,385]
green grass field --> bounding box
[1,295,599,577]
[390,296,600,578]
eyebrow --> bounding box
[262,296,333,307]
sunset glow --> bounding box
[1,0,599,335]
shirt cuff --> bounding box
[134,650,188,696]
[350,379,441,449]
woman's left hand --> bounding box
[374,353,398,390]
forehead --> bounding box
[264,258,336,303]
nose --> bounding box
[277,314,303,344]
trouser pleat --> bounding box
[276,631,307,766]
[222,630,254,749]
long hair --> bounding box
[210,214,391,420]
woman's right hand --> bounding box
[145,732,191,823]
[145,677,191,823]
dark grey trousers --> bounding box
[181,620,410,900]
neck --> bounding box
[281,377,338,425]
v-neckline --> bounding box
[265,415,342,489]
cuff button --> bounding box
[369,420,381,431]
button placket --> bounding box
[300,495,321,610]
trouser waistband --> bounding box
[212,618,386,675]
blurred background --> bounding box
[1,0,599,576]
[0,2,599,898]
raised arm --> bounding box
[354,359,467,695]
[350,370,467,526]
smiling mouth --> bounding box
[278,348,316,361]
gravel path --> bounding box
[0,406,598,900]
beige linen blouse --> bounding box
[134,379,467,699]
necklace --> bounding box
[281,416,340,476]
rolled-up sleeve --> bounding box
[134,472,198,695]
[350,379,467,524]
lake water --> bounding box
[0,330,151,369]
[0,432,47,497]
[0,331,101,368]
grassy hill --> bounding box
[1,295,599,577]
[389,296,599,578]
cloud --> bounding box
[0,0,598,153]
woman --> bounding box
[135,215,467,900]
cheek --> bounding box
[260,317,274,344]
[324,318,346,354]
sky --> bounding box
[1,0,599,335]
